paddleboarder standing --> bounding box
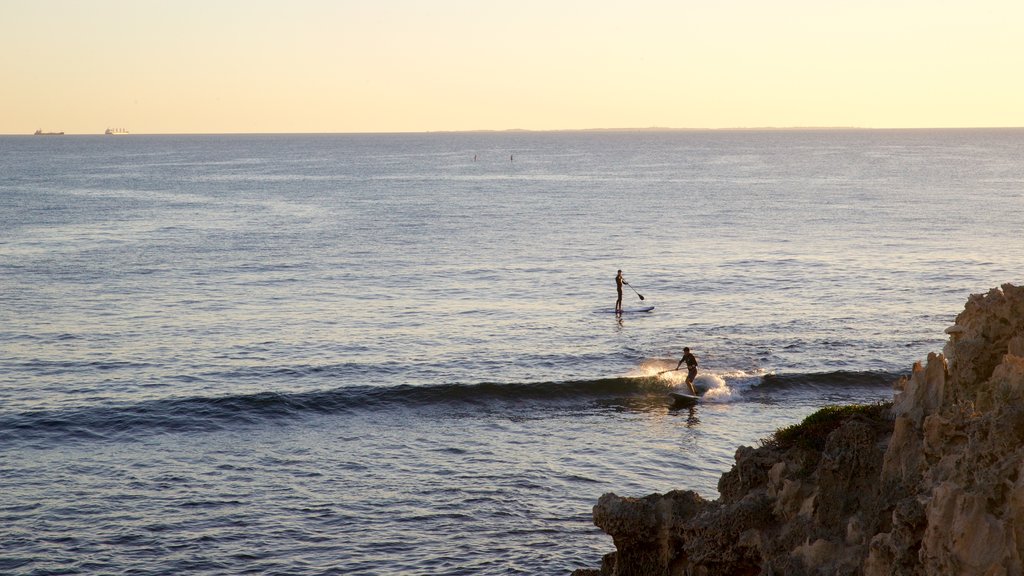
[676,347,699,395]
[615,270,627,314]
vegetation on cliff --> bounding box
[762,402,892,452]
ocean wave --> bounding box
[0,377,668,447]
[0,370,903,447]
[634,362,902,401]
[754,370,905,390]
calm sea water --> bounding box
[1,129,1022,574]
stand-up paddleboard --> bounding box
[609,306,654,313]
[669,392,700,406]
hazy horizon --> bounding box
[9,125,1024,137]
[4,0,1023,135]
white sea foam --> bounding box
[696,374,736,402]
[638,361,770,404]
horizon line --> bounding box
[8,125,1024,137]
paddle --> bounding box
[656,368,680,376]
[626,283,645,301]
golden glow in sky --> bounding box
[3,0,1023,134]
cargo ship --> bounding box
[34,129,64,135]
[104,128,129,135]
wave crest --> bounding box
[0,369,902,447]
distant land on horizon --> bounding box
[9,125,1024,137]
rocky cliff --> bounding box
[575,283,1024,576]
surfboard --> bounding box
[669,392,700,406]
[610,306,654,313]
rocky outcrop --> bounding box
[575,283,1024,576]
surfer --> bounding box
[676,347,699,395]
[615,270,627,314]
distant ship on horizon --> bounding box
[34,129,64,136]
[104,128,129,135]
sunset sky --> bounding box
[3,0,1023,134]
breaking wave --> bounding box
[0,369,902,447]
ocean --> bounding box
[1,129,1022,575]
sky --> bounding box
[3,0,1023,134]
